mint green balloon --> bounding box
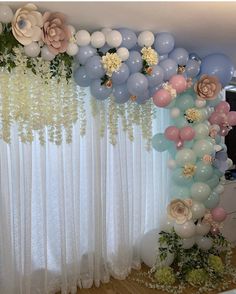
[194,123,209,140]
[170,185,190,199]
[207,95,221,107]
[176,93,195,111]
[152,133,171,152]
[190,182,211,202]
[194,162,213,182]
[204,192,220,209]
[175,148,196,166]
[174,116,188,128]
[193,139,214,158]
[199,108,209,121]
[215,135,221,144]
[206,174,220,189]
[172,168,194,186]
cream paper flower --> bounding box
[163,82,177,99]
[11,4,43,45]
[101,52,122,77]
[141,46,158,66]
[185,108,202,123]
[167,199,193,224]
[183,164,196,178]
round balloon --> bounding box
[169,48,189,66]
[154,32,175,55]
[174,220,196,238]
[152,133,172,152]
[127,73,148,96]
[90,79,112,100]
[125,50,143,73]
[175,148,196,166]
[190,182,211,202]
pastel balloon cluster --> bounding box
[209,101,236,136]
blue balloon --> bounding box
[185,60,200,78]
[113,84,130,104]
[149,84,162,97]
[189,52,201,64]
[112,63,130,85]
[90,79,112,100]
[119,28,137,49]
[99,44,112,54]
[159,58,178,81]
[73,66,91,87]
[76,45,97,65]
[127,73,148,96]
[125,50,142,73]
[159,54,168,62]
[146,65,164,87]
[154,32,175,55]
[85,56,105,79]
[169,48,189,66]
[200,53,234,87]
[136,89,150,104]
[152,133,171,152]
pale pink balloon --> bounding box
[169,75,187,94]
[153,89,172,108]
[164,126,180,141]
[215,101,230,114]
[176,140,184,149]
[227,111,236,126]
[180,126,196,141]
[220,127,229,137]
[209,112,223,125]
[211,207,227,222]
[210,226,220,235]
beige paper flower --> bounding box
[183,164,196,178]
[167,199,193,224]
[42,12,70,55]
[11,4,43,45]
[185,108,202,123]
[194,75,221,100]
[101,52,122,77]
[141,46,158,66]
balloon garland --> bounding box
[1,4,236,290]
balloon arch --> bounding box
[1,3,236,293]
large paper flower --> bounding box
[101,52,122,77]
[141,46,158,66]
[11,4,43,45]
[42,12,70,55]
[167,199,193,224]
[194,75,221,100]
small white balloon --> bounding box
[140,229,159,267]
[214,184,224,194]
[75,30,91,46]
[67,25,76,36]
[174,220,196,239]
[170,107,180,118]
[195,98,206,108]
[66,43,79,56]
[191,201,206,220]
[41,46,55,61]
[138,30,155,47]
[90,31,105,48]
[101,27,112,37]
[24,42,40,57]
[117,47,129,61]
[196,222,211,235]
[167,159,177,170]
[0,23,2,34]
[0,5,13,23]
[196,236,213,250]
[159,216,174,233]
[106,30,122,48]
[182,237,195,249]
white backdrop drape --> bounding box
[0,97,170,294]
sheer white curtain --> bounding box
[0,96,170,294]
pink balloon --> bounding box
[227,111,236,126]
[220,127,229,137]
[209,112,223,125]
[153,89,172,108]
[164,126,180,141]
[169,75,187,94]
[215,101,230,114]
[176,140,184,149]
[180,126,196,141]
[211,207,227,222]
[210,226,220,235]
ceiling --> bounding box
[6,1,236,68]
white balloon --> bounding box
[174,220,196,239]
[90,31,105,48]
[24,42,40,57]
[66,43,79,56]
[195,98,206,108]
[140,229,159,267]
[167,159,177,170]
[191,201,206,220]
[0,5,13,23]
[159,216,174,233]
[117,47,129,61]
[138,31,155,47]
[106,30,122,48]
[214,184,224,194]
[196,236,213,250]
[0,23,2,34]
[170,107,180,118]
[196,222,210,235]
[101,27,112,37]
[75,30,91,46]
[41,46,55,61]
[67,25,76,36]
[182,237,195,249]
